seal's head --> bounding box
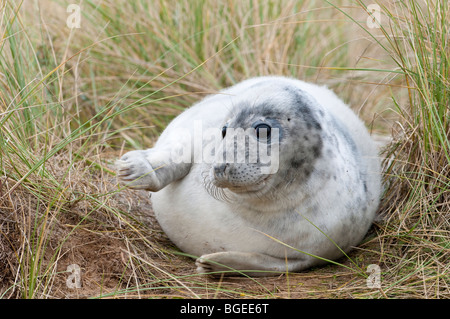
[205,83,324,201]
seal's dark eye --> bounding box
[255,123,271,141]
[221,125,227,138]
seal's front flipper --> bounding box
[116,149,191,192]
[195,251,308,277]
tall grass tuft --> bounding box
[355,0,449,296]
[0,0,147,298]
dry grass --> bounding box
[0,0,448,298]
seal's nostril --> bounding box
[213,163,229,176]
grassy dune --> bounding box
[0,0,448,298]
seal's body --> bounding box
[117,76,381,276]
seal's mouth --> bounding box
[212,174,271,194]
[203,169,273,202]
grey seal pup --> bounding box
[116,76,381,276]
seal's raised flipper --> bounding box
[195,251,308,277]
[116,149,191,192]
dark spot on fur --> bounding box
[312,145,322,158]
[291,158,304,169]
